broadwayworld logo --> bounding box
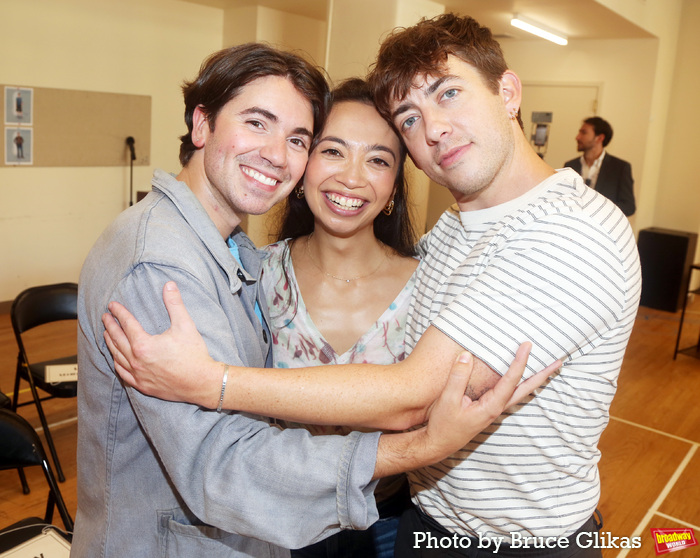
[650,528,698,555]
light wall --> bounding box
[501,37,657,231]
[1,0,698,303]
[0,0,223,301]
[654,0,700,232]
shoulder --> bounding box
[261,239,291,268]
[508,172,635,261]
[260,239,294,293]
[603,153,631,168]
[425,205,461,238]
[418,205,461,256]
[139,196,210,264]
[387,251,420,283]
[262,238,289,256]
[564,157,580,169]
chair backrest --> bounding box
[0,408,44,470]
[11,283,78,339]
[0,408,74,531]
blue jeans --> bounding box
[291,515,399,558]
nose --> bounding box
[336,156,366,190]
[423,108,451,145]
[259,135,288,168]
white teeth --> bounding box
[326,193,365,210]
[242,167,278,186]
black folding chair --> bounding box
[0,408,74,533]
[11,282,78,483]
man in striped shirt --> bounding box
[367,12,642,557]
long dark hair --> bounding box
[275,78,416,257]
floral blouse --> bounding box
[261,239,418,436]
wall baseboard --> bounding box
[0,301,12,314]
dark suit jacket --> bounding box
[564,153,636,216]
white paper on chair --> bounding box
[44,364,78,383]
[0,528,71,557]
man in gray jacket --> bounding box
[73,43,534,557]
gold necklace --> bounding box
[305,235,385,283]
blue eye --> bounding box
[443,89,457,100]
[402,116,417,130]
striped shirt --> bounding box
[405,169,641,540]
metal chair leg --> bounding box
[18,467,30,494]
[26,377,66,483]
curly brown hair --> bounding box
[368,13,509,122]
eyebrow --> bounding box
[318,135,397,161]
[241,106,313,139]
[390,74,457,121]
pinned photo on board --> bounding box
[5,127,33,165]
[5,86,33,126]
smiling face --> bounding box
[189,75,314,233]
[302,100,401,238]
[390,55,518,206]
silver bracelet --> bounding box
[216,364,229,412]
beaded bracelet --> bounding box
[216,363,229,412]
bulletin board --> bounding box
[2,84,151,167]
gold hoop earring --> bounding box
[382,199,394,216]
[295,184,305,199]
[509,108,519,121]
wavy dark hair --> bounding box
[368,13,522,129]
[274,78,416,257]
[583,116,613,147]
[179,43,329,167]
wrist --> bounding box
[374,426,432,480]
[216,363,229,412]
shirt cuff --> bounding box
[336,430,381,529]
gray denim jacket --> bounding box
[72,170,380,557]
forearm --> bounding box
[221,327,484,429]
[224,360,436,430]
[105,284,499,430]
[373,428,435,479]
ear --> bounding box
[191,105,210,148]
[500,70,522,116]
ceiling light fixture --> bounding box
[510,14,568,46]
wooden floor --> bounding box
[1,298,699,556]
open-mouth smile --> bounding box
[242,166,279,187]
[325,192,366,211]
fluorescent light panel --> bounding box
[511,14,568,46]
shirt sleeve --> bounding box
[616,161,636,217]
[431,213,631,378]
[113,263,380,549]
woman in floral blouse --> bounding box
[263,78,419,558]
